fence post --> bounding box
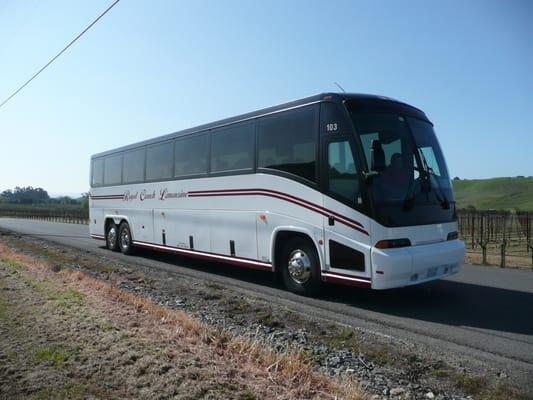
[471,212,475,249]
[478,212,488,265]
[530,244,533,270]
[527,213,532,268]
[500,239,507,268]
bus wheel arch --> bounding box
[272,229,323,296]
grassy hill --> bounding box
[452,177,533,210]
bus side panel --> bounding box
[256,213,325,266]
[155,209,211,252]
[89,205,104,237]
[209,211,258,260]
[125,208,154,243]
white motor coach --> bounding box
[89,93,465,295]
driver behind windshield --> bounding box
[381,153,410,195]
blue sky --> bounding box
[0,0,531,195]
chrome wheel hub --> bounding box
[287,249,311,284]
[107,227,117,248]
[120,229,130,250]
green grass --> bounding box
[50,288,84,309]
[0,296,10,320]
[338,326,353,341]
[34,346,68,368]
[452,177,533,210]
[452,372,488,396]
[1,254,84,308]
[255,309,283,328]
[29,383,88,400]
[0,255,22,269]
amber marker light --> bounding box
[259,214,267,222]
[447,231,458,240]
[375,239,411,249]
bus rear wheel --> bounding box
[281,237,322,296]
[106,223,119,251]
[118,222,134,255]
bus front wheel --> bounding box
[281,237,322,296]
[118,222,134,255]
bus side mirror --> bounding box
[370,139,385,172]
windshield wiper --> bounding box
[418,150,450,210]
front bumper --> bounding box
[370,239,465,290]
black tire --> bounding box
[280,237,322,296]
[105,222,120,251]
[118,221,135,255]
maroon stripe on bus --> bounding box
[321,270,371,281]
[132,240,273,272]
[321,272,372,288]
[90,195,124,199]
[89,188,369,235]
[189,190,368,236]
[189,188,365,229]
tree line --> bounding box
[0,186,88,208]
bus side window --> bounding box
[91,158,104,187]
[104,154,123,186]
[257,106,317,183]
[123,148,145,183]
[146,142,173,181]
[175,133,209,177]
[210,122,254,173]
[327,140,360,204]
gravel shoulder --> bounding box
[0,229,531,400]
[0,239,362,400]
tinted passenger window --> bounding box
[211,122,254,172]
[327,140,360,203]
[146,142,173,180]
[104,154,123,185]
[257,106,316,182]
[91,158,104,187]
[123,148,145,183]
[175,134,208,176]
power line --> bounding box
[0,0,121,110]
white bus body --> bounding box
[89,93,464,294]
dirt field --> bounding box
[0,242,362,400]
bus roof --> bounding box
[91,93,428,159]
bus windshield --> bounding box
[349,111,456,227]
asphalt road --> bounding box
[1,218,532,385]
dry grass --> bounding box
[465,250,533,269]
[0,242,366,400]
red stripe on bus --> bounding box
[189,188,365,229]
[189,189,368,235]
[90,195,124,200]
[132,240,273,272]
[321,272,372,288]
[89,188,369,235]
